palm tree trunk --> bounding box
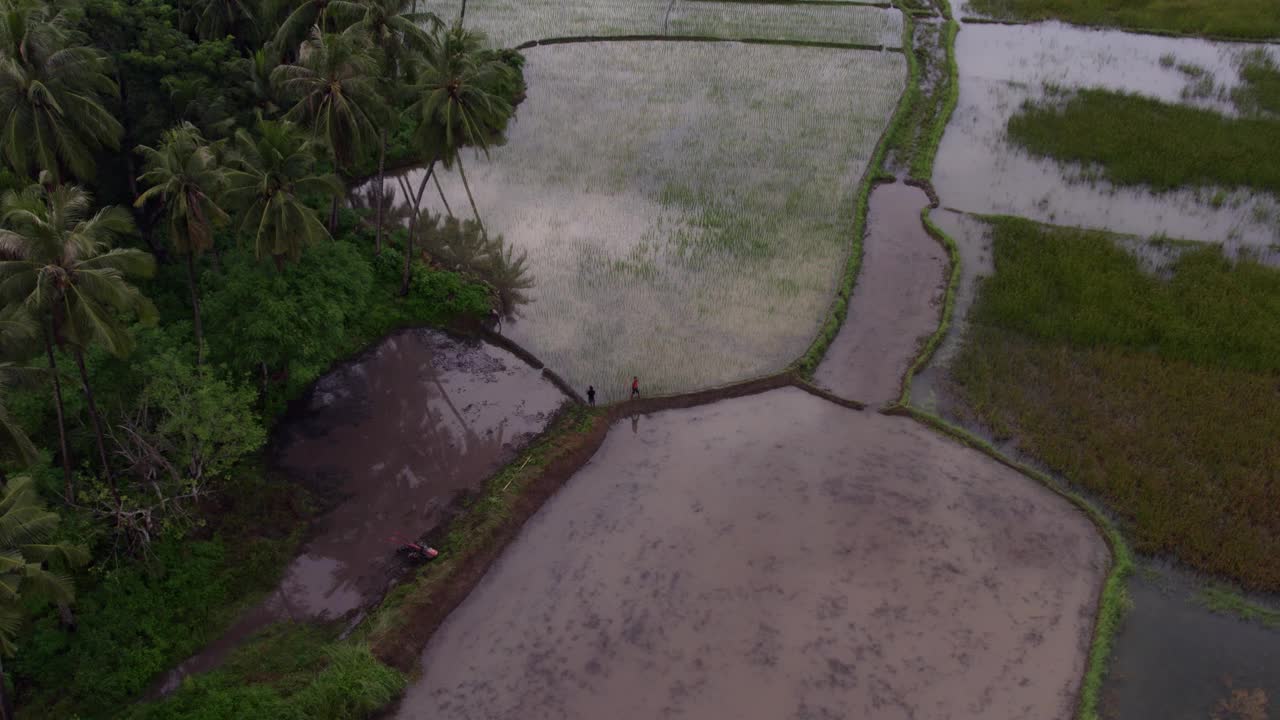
[42,327,74,503]
[186,252,204,366]
[434,172,454,218]
[460,0,467,25]
[456,153,485,238]
[71,347,119,504]
[401,162,436,296]
[375,130,387,255]
[328,195,340,234]
[0,654,12,720]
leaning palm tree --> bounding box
[272,28,386,231]
[343,0,440,253]
[135,123,230,364]
[0,474,90,720]
[399,27,515,294]
[0,0,123,183]
[408,27,518,239]
[222,118,342,269]
[0,183,156,501]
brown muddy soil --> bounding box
[155,329,565,693]
[814,183,947,406]
[392,388,1107,719]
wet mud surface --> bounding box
[393,388,1107,719]
[814,183,947,407]
[1103,566,1280,720]
[157,329,565,692]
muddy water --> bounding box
[908,209,993,412]
[814,183,947,406]
[156,330,565,693]
[934,22,1280,248]
[1102,566,1280,720]
[393,388,1107,720]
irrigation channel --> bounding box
[151,1,1280,717]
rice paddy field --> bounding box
[384,41,906,401]
[428,0,903,49]
[932,22,1280,249]
[959,0,1280,41]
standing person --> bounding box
[631,376,640,399]
[587,385,596,406]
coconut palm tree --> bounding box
[0,0,123,183]
[0,474,90,720]
[343,0,440,253]
[272,0,363,57]
[135,123,230,364]
[181,0,257,44]
[272,28,386,231]
[408,26,519,239]
[222,118,341,269]
[0,183,156,500]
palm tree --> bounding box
[0,184,156,500]
[0,0,123,183]
[222,118,342,269]
[343,0,440,254]
[408,27,519,240]
[135,123,230,364]
[272,0,363,57]
[0,474,90,720]
[181,0,257,44]
[272,28,386,231]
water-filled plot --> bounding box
[429,0,902,48]
[933,22,1280,249]
[393,389,1108,719]
[383,42,906,401]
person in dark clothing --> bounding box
[631,376,640,399]
[587,385,596,405]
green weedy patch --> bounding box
[1196,584,1280,629]
[1006,88,1280,196]
[964,0,1280,41]
[950,218,1280,590]
[892,208,959,406]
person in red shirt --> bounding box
[631,376,640,399]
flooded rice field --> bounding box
[933,22,1280,248]
[391,388,1107,720]
[371,41,905,401]
[1102,565,1280,720]
[428,0,901,49]
[814,183,947,407]
[157,329,564,692]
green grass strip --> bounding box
[888,406,1133,720]
[792,8,918,377]
[1195,584,1280,629]
[893,207,960,406]
[907,19,958,180]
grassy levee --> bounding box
[949,217,1280,591]
[883,405,1133,720]
[1196,585,1280,629]
[889,208,960,407]
[964,0,1280,41]
[907,20,958,181]
[1007,88,1280,196]
[793,3,916,377]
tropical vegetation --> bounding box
[0,0,530,717]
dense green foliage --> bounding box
[952,218,1280,590]
[1007,88,1280,196]
[966,0,1280,40]
[0,0,522,717]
